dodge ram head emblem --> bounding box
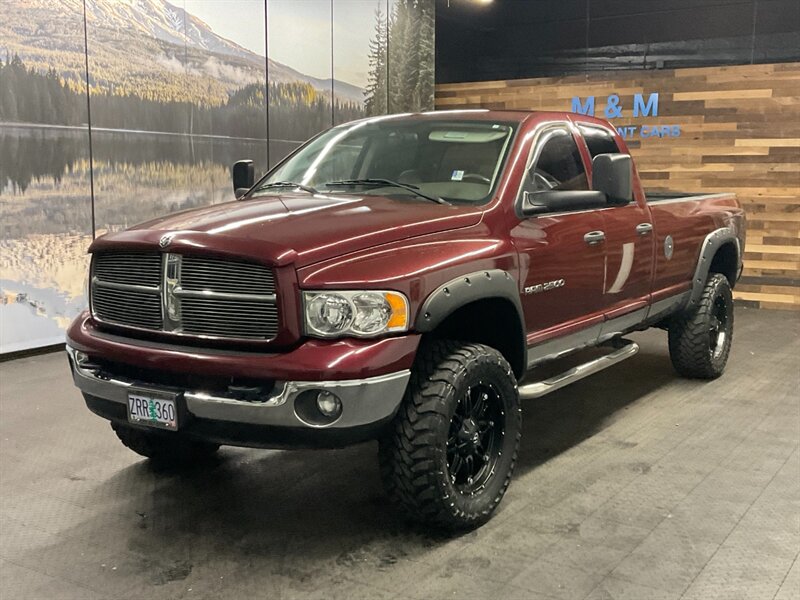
[159,233,175,248]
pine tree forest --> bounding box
[0,2,434,137]
[364,0,435,117]
[0,54,364,141]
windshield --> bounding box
[253,117,515,204]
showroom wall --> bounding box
[0,0,435,354]
[435,0,800,311]
[436,62,800,310]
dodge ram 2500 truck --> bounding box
[67,110,745,529]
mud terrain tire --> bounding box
[379,341,521,530]
[668,273,734,379]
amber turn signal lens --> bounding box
[385,292,408,330]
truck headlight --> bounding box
[303,290,409,338]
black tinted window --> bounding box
[580,126,620,158]
[528,129,588,192]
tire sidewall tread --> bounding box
[668,273,734,379]
[379,340,522,530]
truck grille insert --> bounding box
[93,252,163,287]
[180,256,276,295]
[91,252,279,341]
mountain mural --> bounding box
[0,0,364,107]
[0,0,435,354]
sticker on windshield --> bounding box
[451,170,464,181]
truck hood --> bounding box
[91,193,483,267]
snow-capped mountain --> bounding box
[2,0,364,105]
[84,0,260,62]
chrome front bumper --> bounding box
[66,345,410,431]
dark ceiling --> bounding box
[435,0,800,83]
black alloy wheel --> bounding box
[447,382,505,495]
[708,294,729,361]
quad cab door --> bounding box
[510,123,607,361]
[578,123,655,336]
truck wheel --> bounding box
[668,273,734,379]
[111,423,219,466]
[379,341,521,530]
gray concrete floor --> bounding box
[1,308,798,600]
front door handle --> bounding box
[583,230,606,245]
[636,223,654,235]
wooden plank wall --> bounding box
[436,62,800,310]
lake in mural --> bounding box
[0,0,434,353]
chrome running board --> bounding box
[518,341,639,399]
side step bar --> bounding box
[518,341,639,399]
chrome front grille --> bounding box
[180,256,275,295]
[90,252,279,340]
[181,297,280,338]
[90,286,163,330]
[93,252,162,287]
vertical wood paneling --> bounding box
[436,62,800,309]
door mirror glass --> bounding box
[232,159,255,198]
[522,190,607,216]
[591,153,633,205]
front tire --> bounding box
[379,341,521,530]
[111,422,220,467]
[668,273,734,379]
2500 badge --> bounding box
[524,279,566,295]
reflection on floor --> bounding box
[1,307,798,599]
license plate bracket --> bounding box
[127,387,179,431]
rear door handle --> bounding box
[583,230,606,245]
[636,223,653,235]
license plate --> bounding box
[127,388,179,430]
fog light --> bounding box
[316,390,342,418]
[75,351,89,364]
[294,389,344,426]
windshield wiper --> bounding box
[252,181,319,195]
[324,179,449,205]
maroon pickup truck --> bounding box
[67,111,745,529]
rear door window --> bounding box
[579,125,621,158]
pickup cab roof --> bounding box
[342,109,613,128]
[352,109,616,130]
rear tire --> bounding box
[668,273,734,379]
[379,340,521,530]
[111,423,220,467]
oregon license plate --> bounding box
[127,388,178,430]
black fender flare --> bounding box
[689,227,741,306]
[416,269,524,332]
[415,269,527,374]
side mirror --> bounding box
[592,153,633,205]
[232,159,255,198]
[522,190,607,216]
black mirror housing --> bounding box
[592,153,633,205]
[232,159,255,198]
[522,190,608,217]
